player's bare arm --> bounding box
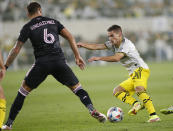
[77,42,107,50]
[0,51,5,70]
[60,28,85,70]
[0,50,6,81]
[88,52,125,62]
[5,41,24,68]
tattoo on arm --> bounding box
[5,41,24,67]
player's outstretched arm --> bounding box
[88,53,125,62]
[4,41,24,69]
[60,28,85,70]
[77,42,107,50]
[0,50,6,81]
[0,50,5,70]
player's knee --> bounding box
[72,83,82,94]
[135,86,145,93]
[113,86,125,96]
[68,82,82,93]
[73,85,89,100]
[21,81,33,92]
[71,84,88,98]
[18,86,30,97]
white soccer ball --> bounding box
[107,107,123,122]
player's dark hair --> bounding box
[27,2,41,16]
[107,25,122,33]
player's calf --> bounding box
[73,85,107,122]
[74,86,94,111]
[114,90,137,106]
[4,87,29,129]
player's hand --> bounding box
[77,42,84,48]
[76,56,85,70]
[88,57,100,62]
[0,68,6,82]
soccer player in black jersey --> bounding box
[2,2,106,130]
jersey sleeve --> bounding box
[18,24,30,43]
[104,41,113,50]
[56,20,65,34]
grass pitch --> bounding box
[2,62,173,131]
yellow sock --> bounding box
[137,92,156,115]
[114,92,137,105]
[0,99,6,128]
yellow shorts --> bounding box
[119,67,150,95]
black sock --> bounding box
[75,89,94,112]
[150,112,156,116]
[6,92,26,126]
[132,101,138,106]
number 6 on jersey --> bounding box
[44,28,55,44]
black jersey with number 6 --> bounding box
[18,16,65,59]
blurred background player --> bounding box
[0,50,6,131]
[2,2,106,130]
[77,25,160,122]
[160,106,173,115]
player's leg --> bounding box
[2,81,32,130]
[3,63,48,129]
[133,68,160,122]
[135,86,160,122]
[113,76,141,109]
[51,62,106,123]
[0,86,6,129]
[52,62,95,112]
[113,85,144,115]
[69,83,106,123]
[160,106,173,114]
[69,83,94,112]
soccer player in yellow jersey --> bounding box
[77,25,160,122]
[0,50,6,130]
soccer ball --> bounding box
[107,107,123,122]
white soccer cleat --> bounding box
[147,115,161,123]
[128,102,142,115]
[1,125,12,130]
[160,106,173,115]
[91,110,107,123]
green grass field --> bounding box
[2,62,173,131]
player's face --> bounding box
[108,31,122,46]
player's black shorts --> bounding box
[24,55,79,89]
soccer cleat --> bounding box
[128,102,142,115]
[91,110,107,123]
[1,125,12,130]
[160,106,173,115]
[147,115,160,123]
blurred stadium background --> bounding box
[0,0,173,69]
